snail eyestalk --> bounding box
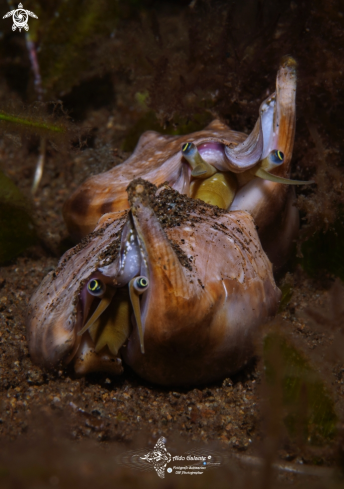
[255,168,315,185]
[251,150,314,185]
[129,276,149,354]
[77,287,116,336]
[182,142,217,179]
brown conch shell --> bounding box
[27,179,281,386]
[63,57,307,269]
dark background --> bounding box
[0,1,343,488]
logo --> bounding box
[3,3,38,32]
[116,437,222,479]
[140,437,172,478]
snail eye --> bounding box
[270,150,284,164]
[87,278,105,296]
[275,150,284,161]
[134,276,149,292]
[182,142,193,154]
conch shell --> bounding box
[27,179,280,386]
[63,57,312,269]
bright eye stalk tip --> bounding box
[87,278,106,296]
[129,276,149,354]
[182,142,217,179]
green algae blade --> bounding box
[0,111,65,134]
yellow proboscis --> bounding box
[190,172,237,209]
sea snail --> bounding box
[63,56,313,269]
[27,180,281,386]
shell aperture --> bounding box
[77,218,148,356]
